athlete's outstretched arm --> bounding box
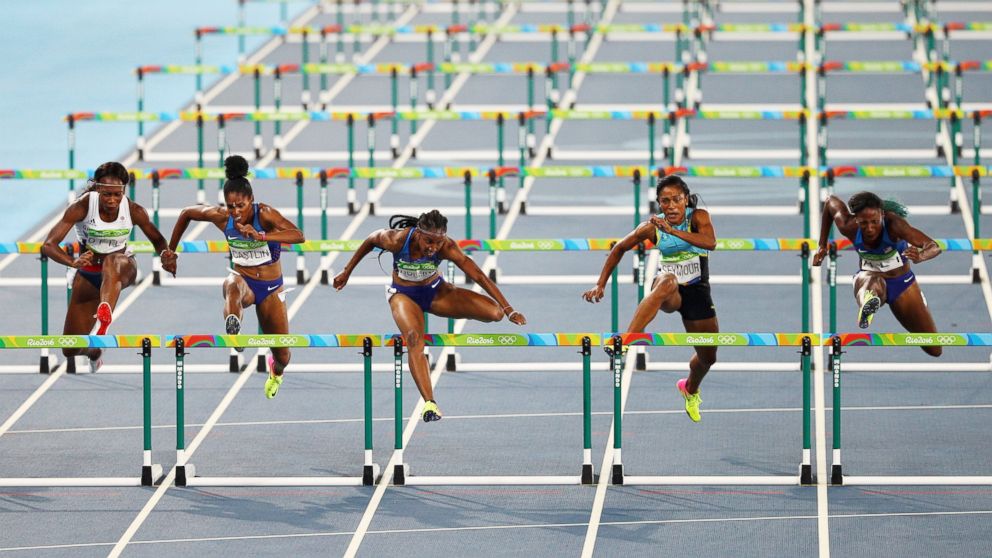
[168,205,225,251]
[813,195,856,266]
[250,204,305,244]
[889,215,941,263]
[444,240,526,325]
[41,200,89,268]
[333,229,395,290]
[131,201,176,276]
[583,221,655,303]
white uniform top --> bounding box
[73,192,133,255]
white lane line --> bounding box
[0,370,64,439]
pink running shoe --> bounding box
[95,302,113,335]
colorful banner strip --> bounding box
[0,335,159,349]
[826,333,992,347]
[12,238,990,256]
[383,333,601,347]
[606,332,816,346]
[4,166,991,182]
[165,334,379,348]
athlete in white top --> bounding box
[41,162,175,370]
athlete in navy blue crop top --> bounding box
[584,176,718,423]
[335,210,526,423]
[168,155,305,397]
[814,191,942,357]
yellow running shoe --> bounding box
[858,291,881,329]
[676,378,701,423]
[422,400,442,422]
[264,354,283,399]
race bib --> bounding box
[85,228,130,254]
[396,261,439,282]
[658,254,702,285]
[229,240,273,267]
[859,250,904,273]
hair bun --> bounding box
[224,155,250,180]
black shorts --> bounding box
[677,282,716,321]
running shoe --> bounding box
[858,291,881,329]
[95,302,112,335]
[88,350,103,373]
[422,400,443,422]
[264,354,283,399]
[676,378,702,423]
[225,314,243,352]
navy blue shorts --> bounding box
[883,270,916,305]
[243,275,283,306]
[388,276,444,312]
[78,269,103,289]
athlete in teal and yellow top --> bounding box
[335,210,526,423]
[583,175,718,422]
[813,191,942,357]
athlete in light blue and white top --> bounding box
[334,210,526,423]
[168,155,305,398]
[814,191,942,357]
[584,175,718,422]
[42,162,175,371]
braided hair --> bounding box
[389,210,448,232]
[656,174,699,208]
[222,155,253,199]
[848,191,909,218]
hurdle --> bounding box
[0,335,163,487]
[828,333,992,485]
[388,333,596,485]
[606,333,814,486]
[169,334,381,486]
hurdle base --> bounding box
[296,269,306,286]
[0,473,162,488]
[397,475,586,486]
[393,463,409,485]
[611,463,624,485]
[801,463,814,486]
[445,352,460,371]
[348,202,357,215]
[363,463,381,486]
[321,268,331,285]
[620,475,803,485]
[39,353,57,374]
[831,464,843,485]
[839,476,992,486]
[635,351,647,371]
[176,464,195,487]
[142,464,164,486]
[581,463,594,485]
[257,354,266,373]
[229,350,244,372]
[488,267,498,283]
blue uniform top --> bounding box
[853,218,907,272]
[224,203,281,266]
[655,207,709,285]
[393,228,443,282]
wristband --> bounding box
[259,231,267,241]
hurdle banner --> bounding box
[604,333,814,486]
[0,336,163,487]
[167,334,381,486]
[385,333,598,485]
[827,334,992,486]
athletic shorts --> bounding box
[677,282,716,321]
[387,276,444,312]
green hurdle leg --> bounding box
[141,337,156,486]
[39,254,50,374]
[137,69,146,161]
[801,335,812,485]
[197,114,205,203]
[367,114,377,215]
[581,336,593,484]
[392,336,408,485]
[390,67,399,158]
[347,114,357,214]
[301,30,311,109]
[67,115,76,203]
[320,171,330,285]
[445,261,457,371]
[829,243,837,334]
[254,68,263,158]
[610,335,624,484]
[362,337,378,485]
[830,335,843,484]
[463,171,473,240]
[496,114,506,213]
[175,337,192,486]
[487,169,497,250]
[218,116,227,203]
[295,172,306,285]
[801,243,810,332]
[610,254,619,333]
[274,69,284,161]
